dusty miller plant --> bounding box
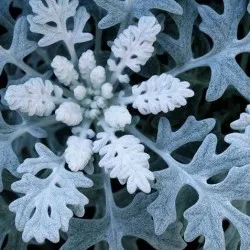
[1,0,250,249]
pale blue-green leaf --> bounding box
[93,0,183,29]
[168,0,250,101]
[71,6,94,44]
[0,197,27,250]
[0,17,37,74]
[0,112,20,191]
[197,0,250,101]
[9,143,93,243]
[62,193,186,250]
[184,165,250,250]
[225,126,250,148]
[148,132,250,249]
[156,116,215,153]
[0,0,15,46]
[157,0,198,65]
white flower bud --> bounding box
[79,50,96,80]
[51,55,78,86]
[65,136,93,172]
[55,102,83,126]
[5,78,56,116]
[87,129,95,138]
[89,109,101,119]
[90,66,106,88]
[74,86,87,101]
[101,83,113,99]
[93,89,101,96]
[107,59,117,71]
[90,101,98,109]
[104,105,132,129]
[82,98,92,106]
[96,96,107,108]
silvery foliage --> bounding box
[0,0,250,249]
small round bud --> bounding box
[87,129,95,138]
[74,86,87,101]
[94,89,101,96]
[101,83,113,99]
[89,109,100,119]
[82,98,92,106]
[87,88,94,95]
[96,96,106,108]
[90,101,98,109]
[90,66,106,88]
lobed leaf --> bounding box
[9,143,93,243]
[0,17,37,74]
[94,0,183,29]
[62,193,186,250]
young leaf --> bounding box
[132,74,194,115]
[95,134,154,194]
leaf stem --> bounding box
[126,125,161,155]
[103,169,115,214]
[18,61,41,76]
[64,40,78,65]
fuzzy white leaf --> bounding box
[96,134,154,194]
[90,66,106,88]
[65,136,93,172]
[78,50,96,80]
[132,73,194,115]
[55,102,83,126]
[51,56,78,86]
[9,143,93,243]
[104,105,132,129]
[5,77,58,116]
[110,16,161,73]
[0,17,37,74]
